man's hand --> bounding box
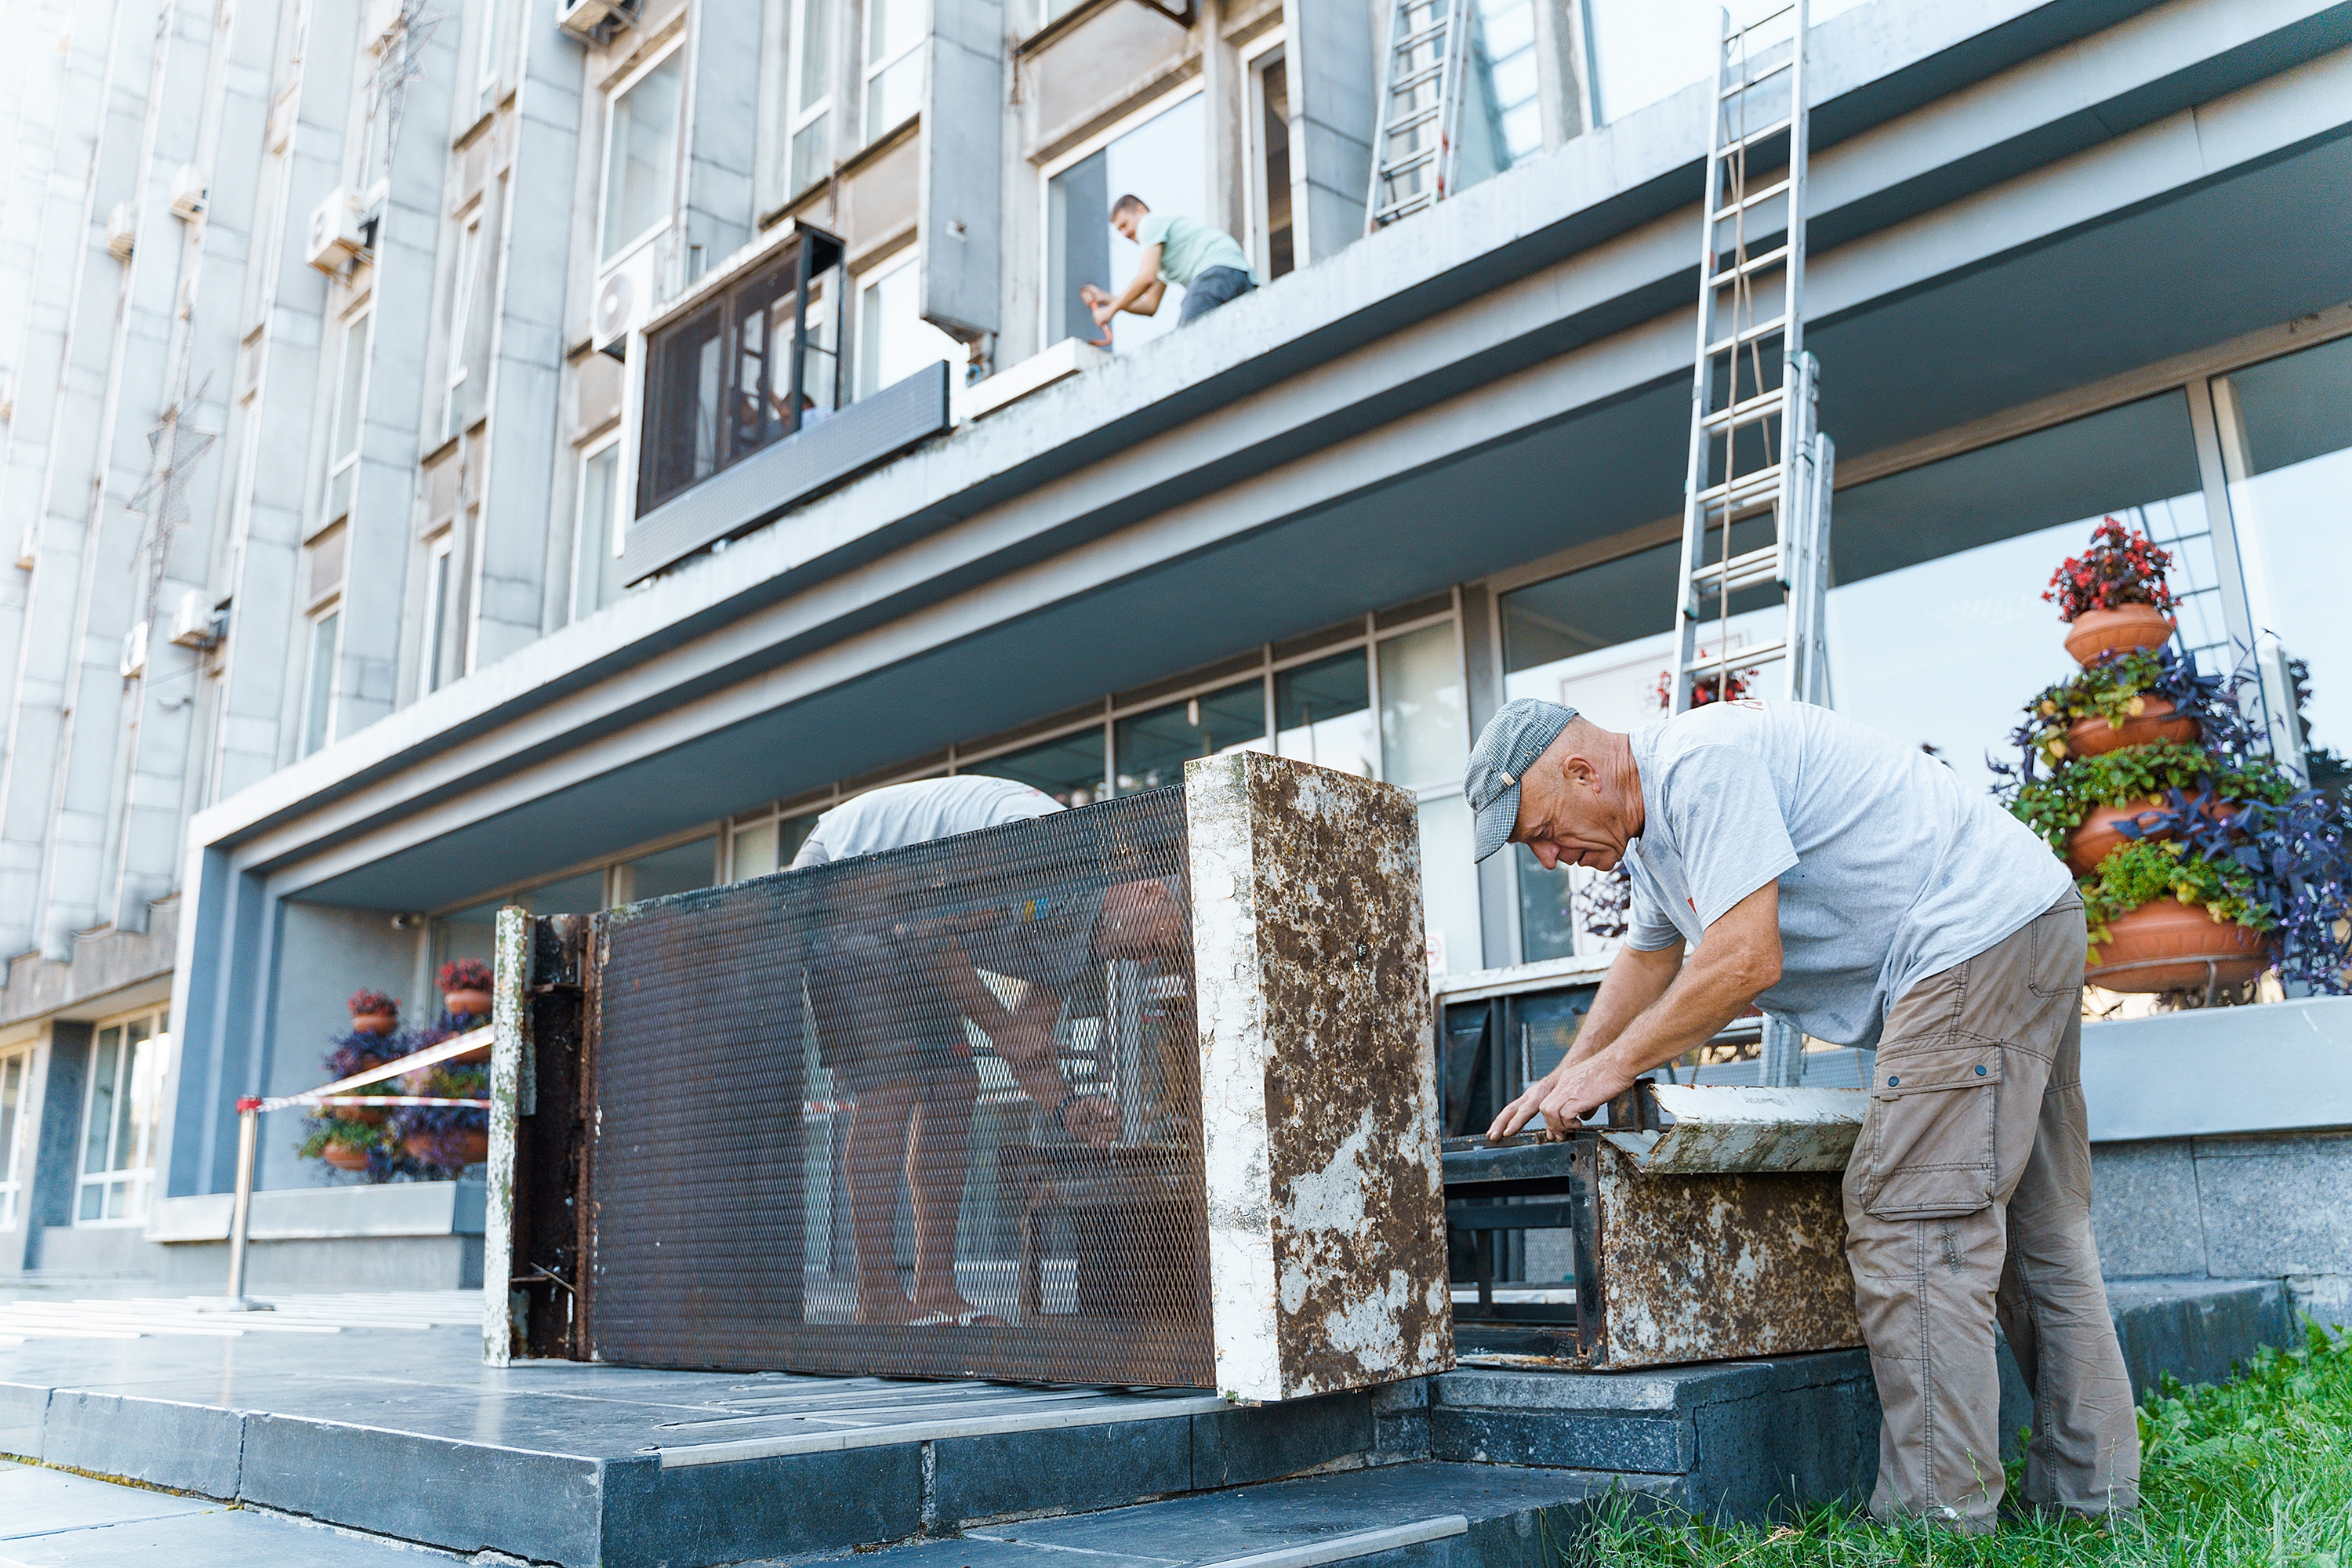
[1486,880,1782,1142]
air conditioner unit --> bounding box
[120,620,149,680]
[556,0,640,44]
[105,201,136,260]
[169,164,208,220]
[306,186,366,273]
[591,243,659,361]
[13,526,34,570]
[169,588,225,650]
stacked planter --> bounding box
[297,965,494,1181]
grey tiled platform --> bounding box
[0,1459,463,1567]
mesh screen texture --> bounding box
[587,788,1212,1385]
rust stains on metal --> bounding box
[1191,752,1455,1402]
[1592,1139,1860,1369]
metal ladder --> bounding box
[1668,3,1836,1090]
[1669,0,1835,720]
[1365,0,1472,231]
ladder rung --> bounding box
[1388,60,1447,93]
[1720,56,1793,97]
[1690,544,1784,595]
[1391,20,1450,53]
[1693,462,1786,510]
[1715,114,1794,157]
[1377,191,1439,223]
[1380,103,1443,138]
[1699,387,1785,433]
[1708,176,1792,226]
[1380,146,1440,180]
[1704,243,1791,289]
[1681,637,1789,676]
[1704,314,1787,358]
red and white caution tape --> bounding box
[238,1025,494,1114]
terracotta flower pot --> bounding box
[2066,795,2241,875]
[339,1103,387,1126]
[2063,696,2198,760]
[443,987,493,1022]
[2063,603,2174,666]
[350,1011,398,1036]
[322,1143,372,1172]
[405,1128,490,1168]
[2085,898,2271,993]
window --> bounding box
[789,0,837,195]
[442,211,485,441]
[1044,92,1206,355]
[324,310,371,524]
[862,0,923,143]
[1459,0,1542,186]
[474,0,511,118]
[855,252,960,400]
[1247,46,1294,281]
[601,48,686,263]
[422,530,456,693]
[76,1012,168,1225]
[1582,0,1870,126]
[963,728,1110,806]
[573,441,623,619]
[641,236,842,513]
[729,811,821,880]
[611,837,717,904]
[303,605,340,755]
[2215,336,2352,779]
[1379,622,1477,975]
[1114,682,1268,793]
[1276,650,1373,776]
[0,1047,28,1230]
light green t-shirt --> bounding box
[1136,212,1254,289]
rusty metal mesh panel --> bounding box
[585,789,1211,1385]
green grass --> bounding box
[1577,1321,2352,1567]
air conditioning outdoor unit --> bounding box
[119,620,149,680]
[556,0,640,44]
[591,243,660,360]
[307,187,366,273]
[105,201,136,260]
[169,164,208,220]
[168,588,225,650]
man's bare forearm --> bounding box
[1560,942,1679,1070]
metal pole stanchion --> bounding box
[195,1098,271,1312]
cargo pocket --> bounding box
[1857,1044,2001,1220]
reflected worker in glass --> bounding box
[1080,195,1256,343]
[792,777,1187,1327]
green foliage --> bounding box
[1574,1320,2352,1566]
[2006,740,2294,855]
[2078,839,2271,946]
[2020,650,2171,755]
[296,1113,389,1160]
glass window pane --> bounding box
[82,1029,121,1176]
[1275,649,1374,777]
[642,304,724,508]
[432,899,501,979]
[1516,848,1580,964]
[789,111,832,196]
[78,1182,103,1221]
[426,543,453,690]
[528,870,608,916]
[1378,623,1467,789]
[964,728,1109,806]
[1255,58,1292,280]
[732,820,780,880]
[602,50,684,260]
[332,314,370,463]
[0,1055,22,1185]
[573,445,620,620]
[2218,336,2352,768]
[855,256,959,399]
[1584,0,1869,125]
[304,609,339,756]
[1419,793,1480,976]
[1826,394,2220,796]
[114,1018,150,1176]
[1458,0,1541,190]
[1116,681,1267,794]
[123,1021,161,1190]
[865,49,922,140]
[613,838,717,905]
[797,0,834,107]
[1045,95,1205,357]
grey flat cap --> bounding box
[1465,699,1578,863]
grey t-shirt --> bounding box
[1623,700,2072,1048]
[789,776,1063,868]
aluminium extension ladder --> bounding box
[1669,0,1835,719]
[1366,0,1472,230]
[1668,2,1837,1089]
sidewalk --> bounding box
[0,1459,457,1567]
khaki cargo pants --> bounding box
[1842,894,2141,1531]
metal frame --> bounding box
[1366,0,1472,231]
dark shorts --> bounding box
[1179,266,1254,324]
[805,927,981,1101]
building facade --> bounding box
[0,0,2347,1278]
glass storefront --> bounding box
[1114,681,1268,793]
[77,1012,167,1224]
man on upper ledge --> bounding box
[1081,194,1256,340]
[1465,696,2140,1535]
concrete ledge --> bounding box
[147,1179,486,1243]
[2082,998,2352,1140]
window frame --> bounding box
[787,0,838,199]
[73,1009,169,1228]
[1036,79,1207,354]
[0,1044,31,1232]
[302,601,343,757]
[322,306,372,527]
[852,246,960,402]
[572,434,625,622]
[421,528,456,695]
[860,0,925,145]
[442,206,485,443]
[1240,32,1293,284]
[597,41,688,268]
[474,0,510,120]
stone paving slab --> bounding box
[0,1461,459,1567]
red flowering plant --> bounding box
[437,958,493,993]
[2043,517,2180,622]
[347,988,397,1018]
[1654,662,1759,710]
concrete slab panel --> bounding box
[1428,1408,1688,1474]
[615,1446,924,1568]
[0,1499,442,1566]
[2191,1133,2352,1281]
[0,1381,45,1457]
[0,1459,216,1538]
[238,1413,608,1566]
[2104,1277,2296,1396]
[39,1391,241,1498]
[1191,1389,1377,1490]
[2088,1139,2208,1279]
[932,1414,1192,1526]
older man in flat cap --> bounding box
[1463,696,2138,1534]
